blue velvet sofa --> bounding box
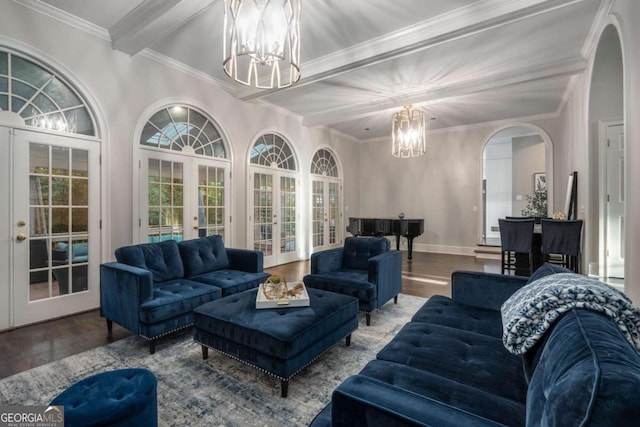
[310,265,640,426]
[100,235,269,353]
[303,237,402,325]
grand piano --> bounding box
[346,217,424,260]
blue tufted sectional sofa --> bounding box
[310,264,640,426]
[100,235,269,353]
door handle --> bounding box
[16,233,27,241]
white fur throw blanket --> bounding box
[501,273,640,355]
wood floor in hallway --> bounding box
[0,252,500,380]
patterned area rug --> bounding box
[0,294,427,427]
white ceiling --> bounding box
[36,0,607,140]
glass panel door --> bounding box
[251,171,298,267]
[139,151,229,244]
[12,129,100,327]
[311,178,341,252]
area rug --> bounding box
[0,294,427,427]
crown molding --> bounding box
[580,0,615,59]
[361,111,561,143]
[139,48,237,92]
[237,0,585,101]
[12,0,110,41]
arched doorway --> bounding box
[310,147,342,252]
[0,49,101,329]
[136,104,232,244]
[248,133,299,267]
[482,125,553,243]
[588,24,624,283]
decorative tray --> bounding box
[256,281,310,309]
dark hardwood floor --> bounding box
[0,252,499,380]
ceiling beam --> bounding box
[302,56,587,127]
[237,0,585,101]
[109,0,217,56]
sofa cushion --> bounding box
[342,237,389,270]
[377,321,528,403]
[411,295,503,337]
[190,269,269,296]
[526,262,572,283]
[303,270,376,302]
[358,360,526,426]
[526,309,640,425]
[178,235,230,277]
[115,240,184,282]
[139,279,221,323]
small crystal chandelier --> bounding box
[223,0,301,89]
[392,105,427,158]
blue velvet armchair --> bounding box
[303,237,402,325]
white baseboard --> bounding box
[411,243,476,256]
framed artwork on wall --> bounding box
[534,172,546,191]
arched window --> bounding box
[311,148,339,177]
[250,133,296,170]
[310,148,341,249]
[248,133,299,266]
[0,50,96,136]
[140,105,226,158]
[137,105,230,243]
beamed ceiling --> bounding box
[29,0,609,140]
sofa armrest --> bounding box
[311,248,345,274]
[331,375,506,427]
[451,271,528,311]
[226,248,265,273]
[368,251,402,302]
[100,262,154,333]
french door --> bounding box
[3,127,100,327]
[138,150,230,243]
[605,123,625,279]
[250,169,298,267]
[311,179,341,251]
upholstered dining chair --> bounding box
[540,219,583,273]
[498,218,535,275]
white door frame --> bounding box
[248,166,300,267]
[310,176,343,253]
[10,128,101,327]
[598,119,625,279]
[137,148,232,244]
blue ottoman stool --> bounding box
[193,287,359,397]
[50,368,157,427]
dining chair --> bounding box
[498,218,535,275]
[540,219,583,273]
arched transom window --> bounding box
[140,105,227,158]
[0,50,96,136]
[250,133,296,170]
[311,148,339,177]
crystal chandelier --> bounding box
[392,105,426,158]
[223,0,301,89]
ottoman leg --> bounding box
[394,295,398,304]
[106,319,113,334]
[149,339,156,354]
[345,334,352,347]
[202,345,209,360]
[281,379,289,398]
[365,313,371,326]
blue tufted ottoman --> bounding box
[50,368,157,427]
[193,287,359,397]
